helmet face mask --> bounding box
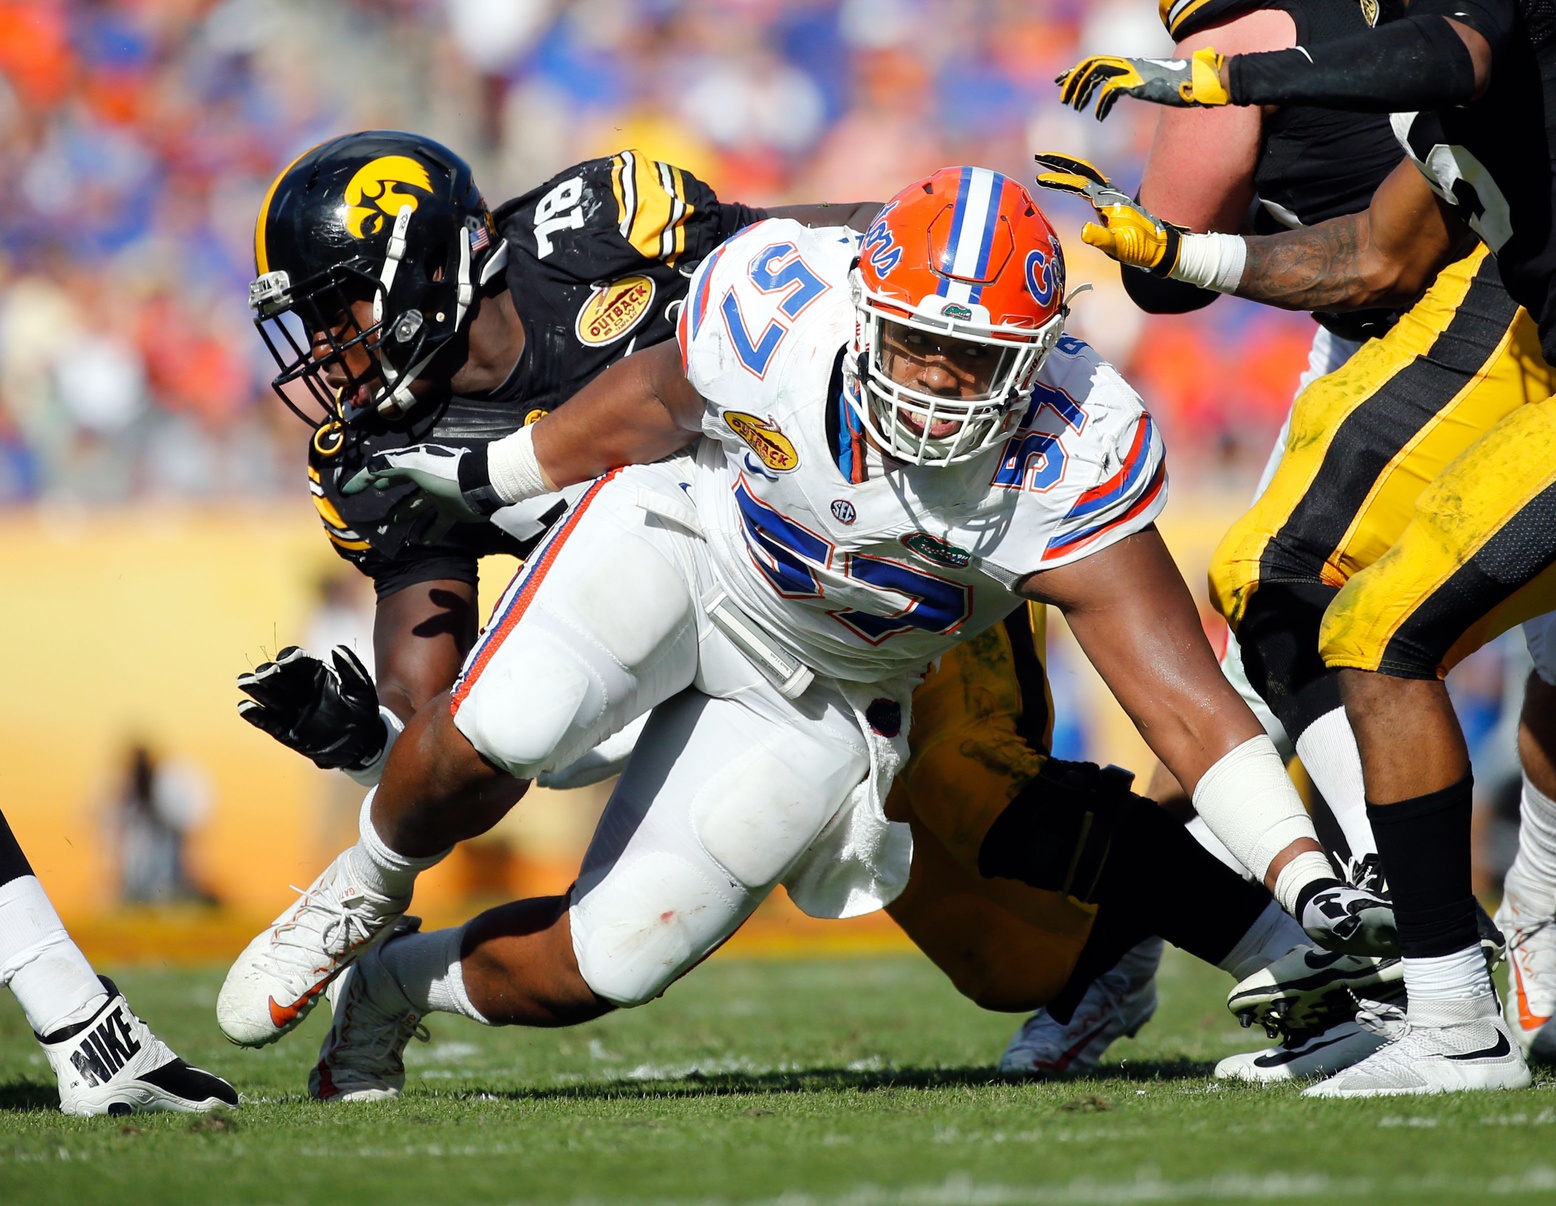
[848,167,1069,466]
[251,131,496,427]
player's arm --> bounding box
[766,202,883,229]
[342,340,705,516]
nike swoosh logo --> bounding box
[1254,1031,1353,1068]
[1443,1030,1513,1061]
[268,977,331,1030]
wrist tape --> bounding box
[1168,231,1246,293]
[486,425,550,505]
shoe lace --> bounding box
[1511,915,1556,974]
[1354,999,1408,1041]
[272,884,386,969]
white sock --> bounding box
[1185,816,1255,878]
[1294,706,1376,859]
[1504,772,1556,915]
[1403,944,1494,1005]
[1218,899,1309,981]
[375,925,488,1023]
[0,876,108,1037]
[342,791,451,901]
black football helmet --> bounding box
[250,130,502,424]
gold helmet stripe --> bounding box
[254,143,322,275]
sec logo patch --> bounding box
[726,411,799,472]
[831,499,856,524]
[575,275,656,346]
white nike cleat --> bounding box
[1227,944,1402,1035]
[999,938,1161,1075]
[217,851,408,1047]
[1299,882,1400,957]
[1496,890,1556,1060]
[1215,1002,1403,1083]
[309,917,428,1102]
[41,978,239,1116]
[1303,995,1531,1098]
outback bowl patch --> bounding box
[575,275,655,346]
[725,411,799,472]
[902,531,971,569]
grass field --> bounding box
[5,947,1556,1205]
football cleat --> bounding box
[309,917,429,1102]
[999,938,1161,1075]
[1496,890,1556,1060]
[218,850,408,1047]
[1299,882,1399,957]
[41,978,239,1117]
[1215,1002,1404,1083]
[1303,995,1531,1098]
[1227,944,1402,1037]
[1342,854,1505,968]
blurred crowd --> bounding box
[0,0,1318,504]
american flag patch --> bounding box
[469,222,490,254]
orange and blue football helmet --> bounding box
[850,167,1068,465]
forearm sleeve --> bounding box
[1227,16,1478,111]
[1121,263,1219,314]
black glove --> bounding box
[237,646,387,771]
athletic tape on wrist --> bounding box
[1190,734,1315,890]
[344,706,405,787]
[486,425,549,505]
[1168,231,1246,293]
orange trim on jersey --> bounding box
[450,471,620,712]
[1041,462,1166,562]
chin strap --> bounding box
[375,218,486,417]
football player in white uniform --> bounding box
[218,169,1393,1098]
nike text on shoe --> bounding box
[1215,1016,1389,1083]
[1496,893,1556,1060]
[1303,996,1531,1098]
[999,938,1161,1075]
[42,978,239,1117]
[218,851,409,1047]
[1226,944,1402,1037]
[310,917,428,1102]
[1298,881,1400,957]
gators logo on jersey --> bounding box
[725,411,799,472]
[575,275,656,346]
[344,156,433,239]
[902,531,972,569]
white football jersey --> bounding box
[677,219,1167,682]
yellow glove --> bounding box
[1056,48,1230,120]
[1032,153,1186,275]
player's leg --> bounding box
[0,809,237,1114]
[309,677,872,1100]
[1211,248,1549,876]
[1305,398,1556,1096]
[220,470,705,1046]
[1500,618,1556,1056]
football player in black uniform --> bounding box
[238,132,876,787]
[1048,0,1556,1095]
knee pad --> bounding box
[976,758,1140,903]
[453,633,603,778]
[569,851,738,1008]
[1238,583,1344,738]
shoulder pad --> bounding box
[1161,0,1271,40]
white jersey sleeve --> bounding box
[977,335,1168,585]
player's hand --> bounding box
[341,443,503,528]
[1032,153,1187,275]
[237,646,387,771]
[1056,48,1230,120]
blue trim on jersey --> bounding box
[1047,462,1166,554]
[688,242,729,340]
[1062,414,1156,523]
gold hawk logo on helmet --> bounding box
[725,412,799,472]
[343,156,434,239]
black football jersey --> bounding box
[1393,0,1556,360]
[306,150,765,599]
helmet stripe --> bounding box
[938,167,1002,302]
[253,144,318,275]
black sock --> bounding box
[1366,775,1478,958]
[0,807,34,887]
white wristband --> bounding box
[343,706,405,787]
[486,424,550,505]
[1168,231,1247,293]
[1190,734,1316,890]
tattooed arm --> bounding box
[1235,158,1470,311]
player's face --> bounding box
[880,321,1003,438]
[307,298,384,410]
